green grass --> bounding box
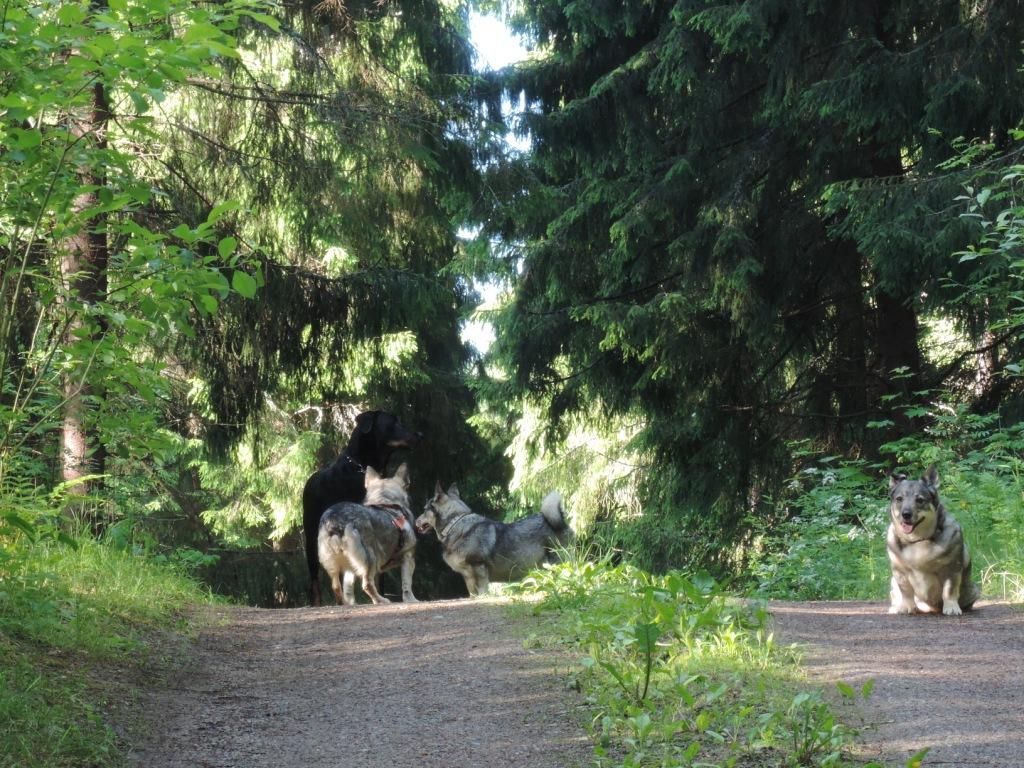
[0,536,217,768]
[745,420,1024,604]
[507,551,886,768]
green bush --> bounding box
[749,407,1024,602]
[509,552,878,767]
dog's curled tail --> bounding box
[540,491,570,533]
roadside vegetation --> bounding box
[510,554,927,768]
[747,407,1024,604]
[0,524,214,768]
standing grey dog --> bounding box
[415,484,571,596]
[317,463,418,605]
[886,466,980,615]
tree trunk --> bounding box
[832,239,869,448]
[873,288,923,435]
[60,79,109,533]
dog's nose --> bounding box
[901,510,913,522]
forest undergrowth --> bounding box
[0,532,213,768]
[745,406,1024,604]
[507,554,916,768]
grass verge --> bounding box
[507,553,894,768]
[0,537,216,768]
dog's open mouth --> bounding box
[900,520,919,535]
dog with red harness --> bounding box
[302,410,420,605]
[317,463,419,605]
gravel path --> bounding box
[770,600,1024,767]
[128,597,1024,768]
[128,599,592,768]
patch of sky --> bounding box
[460,12,531,355]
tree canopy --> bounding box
[3,0,1024,588]
[480,0,1024,568]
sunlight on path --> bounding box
[771,600,1024,768]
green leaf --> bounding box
[57,4,87,24]
[1,512,37,539]
[835,681,855,699]
[171,223,196,243]
[218,236,237,259]
[198,294,219,314]
[206,39,240,59]
[633,621,660,654]
[232,270,258,298]
[183,21,221,42]
[207,200,240,223]
[241,11,281,31]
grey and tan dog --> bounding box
[415,484,572,596]
[317,463,418,605]
[886,466,980,615]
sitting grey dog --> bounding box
[886,466,980,615]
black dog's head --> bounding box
[346,410,422,471]
[888,465,944,543]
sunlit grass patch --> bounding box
[0,537,215,767]
[507,552,875,767]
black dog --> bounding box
[302,410,420,605]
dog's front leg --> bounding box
[942,572,963,616]
[888,573,917,614]
[400,550,418,603]
[460,566,483,597]
[472,566,490,597]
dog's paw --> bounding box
[889,602,914,615]
[403,594,419,603]
[942,601,962,616]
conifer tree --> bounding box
[485,0,1024,568]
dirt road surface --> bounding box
[128,599,592,768]
[771,600,1024,768]
[129,598,1024,768]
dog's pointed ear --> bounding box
[923,465,940,489]
[434,480,444,497]
[356,410,379,435]
[365,465,381,482]
[889,472,907,492]
[447,483,460,499]
[394,462,410,486]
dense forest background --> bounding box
[3,0,1024,605]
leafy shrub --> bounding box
[509,553,875,767]
[749,406,1024,602]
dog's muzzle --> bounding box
[389,431,423,449]
[898,509,918,534]
[415,507,434,534]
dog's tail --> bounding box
[318,519,370,567]
[540,491,570,533]
[340,525,370,571]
